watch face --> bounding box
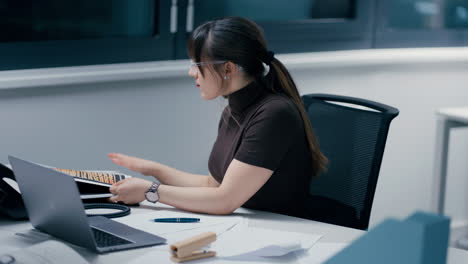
[145,191,159,203]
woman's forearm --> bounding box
[143,161,214,187]
[158,185,234,215]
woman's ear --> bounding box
[224,61,237,77]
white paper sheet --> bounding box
[296,242,348,264]
[213,227,322,259]
[160,219,247,246]
[114,210,245,244]
[128,226,322,264]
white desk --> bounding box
[433,107,468,214]
[432,107,468,251]
[0,202,467,263]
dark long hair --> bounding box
[187,17,327,177]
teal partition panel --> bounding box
[325,212,450,264]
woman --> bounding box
[108,17,326,217]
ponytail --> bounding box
[265,57,328,177]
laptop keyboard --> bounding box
[92,228,132,248]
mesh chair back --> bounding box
[302,94,398,230]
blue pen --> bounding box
[153,217,200,223]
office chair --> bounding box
[301,94,399,230]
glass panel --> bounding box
[196,0,356,23]
[387,0,468,29]
[0,0,158,43]
[445,0,468,28]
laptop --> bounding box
[8,156,166,253]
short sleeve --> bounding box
[234,99,302,171]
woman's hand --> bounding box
[108,152,155,175]
[109,178,153,204]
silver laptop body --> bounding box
[8,156,166,253]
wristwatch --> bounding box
[145,179,161,203]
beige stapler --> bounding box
[170,232,217,263]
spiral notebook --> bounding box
[53,168,132,199]
[1,162,132,200]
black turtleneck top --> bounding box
[208,81,313,216]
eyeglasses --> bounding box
[189,60,226,70]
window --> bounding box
[2,0,468,71]
[194,0,356,22]
[1,1,157,42]
[375,0,468,48]
[10,1,468,70]
[1,0,374,70]
[0,0,173,70]
[185,0,374,56]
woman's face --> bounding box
[188,62,224,100]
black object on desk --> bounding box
[84,203,131,218]
[0,163,28,220]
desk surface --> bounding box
[437,107,468,123]
[1,202,467,263]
